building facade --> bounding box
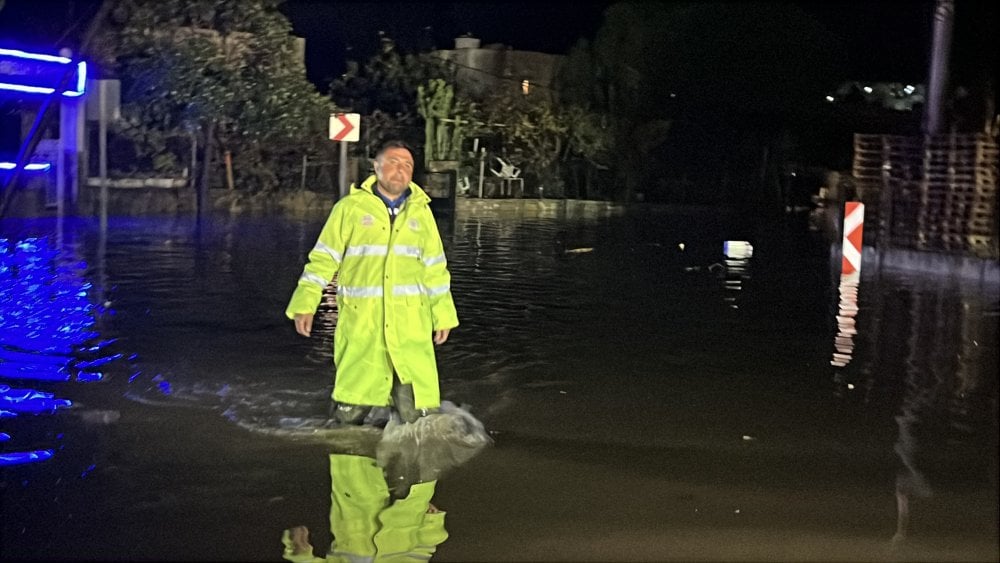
[432,36,565,102]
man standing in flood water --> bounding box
[286,140,458,425]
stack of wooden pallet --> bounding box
[854,133,923,249]
[918,134,998,257]
[853,132,998,259]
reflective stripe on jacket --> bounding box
[286,175,459,409]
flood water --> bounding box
[1,205,997,561]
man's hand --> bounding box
[433,328,451,345]
[294,313,314,337]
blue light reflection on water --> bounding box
[0,449,54,466]
[0,234,119,466]
[0,384,73,413]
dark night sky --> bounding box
[277,0,942,86]
[797,1,935,81]
[280,1,999,87]
[1,0,994,90]
[278,1,613,86]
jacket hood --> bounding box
[353,175,432,205]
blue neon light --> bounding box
[75,61,87,96]
[0,48,69,63]
[0,47,87,97]
[0,162,52,171]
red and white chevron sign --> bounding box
[841,202,864,275]
[329,113,360,142]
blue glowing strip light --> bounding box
[0,162,52,171]
[0,47,87,97]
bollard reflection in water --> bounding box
[830,271,860,369]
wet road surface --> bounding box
[1,205,996,560]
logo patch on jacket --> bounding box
[407,219,420,231]
[361,214,374,227]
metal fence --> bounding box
[298,155,338,193]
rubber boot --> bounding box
[391,376,438,423]
[331,403,372,425]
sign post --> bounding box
[86,79,120,232]
[329,113,360,199]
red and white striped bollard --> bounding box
[841,202,864,275]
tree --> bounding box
[418,78,474,165]
[556,38,603,109]
[476,92,570,194]
[329,38,457,157]
[562,105,613,198]
[328,35,613,199]
[94,0,333,192]
[330,37,455,117]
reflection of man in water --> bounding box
[281,454,448,563]
[286,140,459,425]
[281,403,489,562]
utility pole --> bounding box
[923,0,954,135]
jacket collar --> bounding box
[353,175,431,206]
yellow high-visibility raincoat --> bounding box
[286,175,459,410]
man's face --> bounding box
[374,147,414,198]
